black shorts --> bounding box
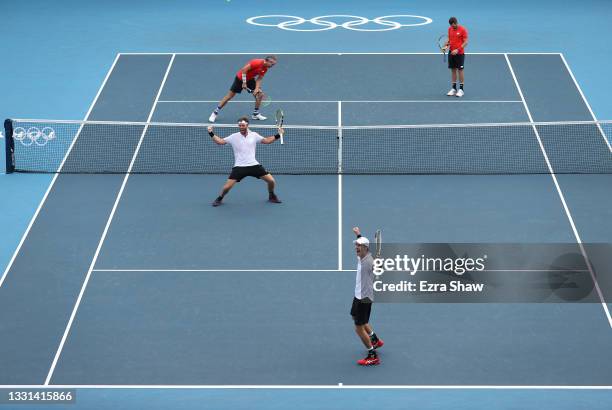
[230,76,256,93]
[448,53,465,70]
[229,164,269,182]
[350,297,372,326]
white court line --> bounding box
[157,100,524,103]
[559,53,612,153]
[4,384,612,390]
[505,54,612,328]
[119,52,562,56]
[91,269,587,273]
[44,54,178,386]
[0,53,122,290]
[337,101,343,271]
[93,269,353,272]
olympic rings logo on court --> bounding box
[246,15,433,32]
[13,127,56,146]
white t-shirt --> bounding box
[224,130,264,167]
[355,253,374,301]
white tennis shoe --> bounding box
[208,112,217,123]
[446,88,457,96]
[456,89,464,97]
[251,113,267,121]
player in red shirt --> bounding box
[444,17,468,97]
[209,55,277,123]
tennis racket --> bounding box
[275,108,284,145]
[437,35,448,63]
[247,88,272,107]
[374,229,382,259]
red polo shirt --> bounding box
[448,25,468,54]
[236,59,268,80]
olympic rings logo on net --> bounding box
[246,15,433,32]
[13,127,56,146]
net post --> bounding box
[4,119,14,173]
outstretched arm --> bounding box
[260,128,284,145]
[208,126,227,145]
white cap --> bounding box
[353,237,369,247]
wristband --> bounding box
[274,134,280,140]
[209,131,215,138]
[242,74,247,82]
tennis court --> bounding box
[1,2,612,408]
[2,52,612,385]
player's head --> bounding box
[449,17,458,29]
[354,237,370,257]
[237,116,249,132]
[264,55,277,68]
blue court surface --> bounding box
[1,1,612,410]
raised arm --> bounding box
[208,126,227,145]
[260,127,284,145]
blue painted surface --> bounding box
[52,271,612,385]
[11,388,612,410]
[1,1,611,409]
[95,175,338,269]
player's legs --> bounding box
[218,91,237,109]
[455,54,465,96]
[364,323,383,349]
[456,68,465,97]
[447,67,458,96]
[210,77,244,122]
[212,178,238,206]
[351,298,379,365]
[260,173,281,203]
[254,91,263,110]
[355,324,373,349]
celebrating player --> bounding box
[208,55,278,123]
[208,117,283,206]
[444,17,468,97]
[351,227,384,366]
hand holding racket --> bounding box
[275,108,284,145]
[437,35,449,63]
[247,87,272,107]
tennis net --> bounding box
[4,118,612,174]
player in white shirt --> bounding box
[351,227,384,366]
[207,117,283,206]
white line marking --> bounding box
[0,53,122,290]
[44,54,178,385]
[91,269,587,273]
[157,100,524,103]
[338,101,343,271]
[93,269,353,272]
[505,54,612,328]
[119,52,562,55]
[559,53,612,153]
[4,384,611,390]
